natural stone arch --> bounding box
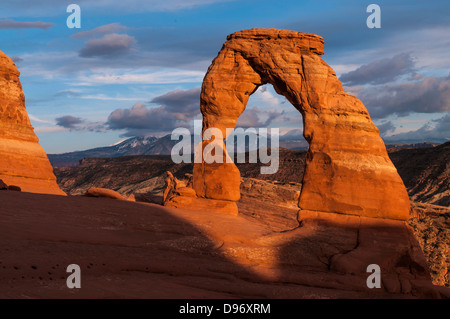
[170,28,410,220]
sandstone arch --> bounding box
[168,29,410,220]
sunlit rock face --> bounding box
[0,50,65,195]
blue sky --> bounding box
[1,0,449,153]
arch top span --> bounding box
[167,28,411,220]
[199,28,347,138]
[226,28,325,55]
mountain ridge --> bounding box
[49,134,444,168]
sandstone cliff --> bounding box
[0,50,64,195]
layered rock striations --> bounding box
[0,50,65,195]
[166,28,410,220]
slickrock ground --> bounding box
[52,148,450,288]
[1,191,448,299]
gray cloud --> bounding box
[55,115,105,132]
[72,23,128,38]
[150,88,200,115]
[55,115,84,129]
[384,113,450,143]
[79,33,136,58]
[107,87,286,137]
[340,53,416,86]
[376,121,396,136]
[0,19,54,29]
[107,88,201,136]
[107,103,188,137]
[359,74,450,118]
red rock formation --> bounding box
[164,171,238,215]
[1,190,448,298]
[0,50,65,195]
[167,28,410,220]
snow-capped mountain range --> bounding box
[48,131,310,167]
[48,131,436,168]
[48,135,175,167]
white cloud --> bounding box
[78,94,144,101]
[330,63,361,77]
[28,114,54,124]
[34,126,66,133]
[254,86,280,106]
[75,69,205,85]
[0,0,238,17]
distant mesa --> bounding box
[0,50,65,195]
[164,28,411,220]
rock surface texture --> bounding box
[51,148,449,287]
[0,50,64,195]
[1,191,448,298]
[168,28,411,220]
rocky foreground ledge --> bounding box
[0,191,448,298]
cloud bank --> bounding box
[359,74,450,118]
[107,88,201,136]
[340,53,416,86]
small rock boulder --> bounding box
[174,187,197,198]
[85,187,124,200]
[7,185,21,192]
[125,194,136,202]
[0,179,7,190]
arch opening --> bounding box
[229,84,306,227]
[228,82,306,175]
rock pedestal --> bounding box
[0,50,65,195]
